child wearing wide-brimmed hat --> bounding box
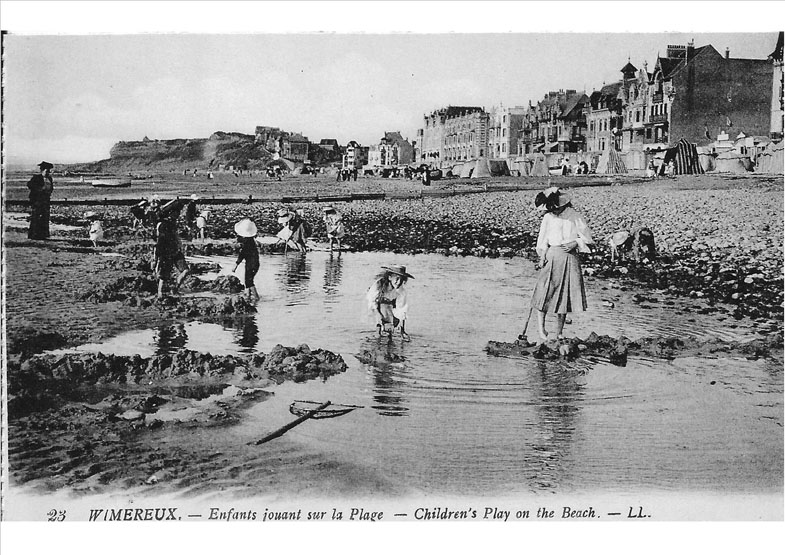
[525,187,593,343]
[276,208,308,252]
[322,206,345,251]
[366,265,414,341]
[233,218,260,302]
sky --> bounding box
[2,2,783,164]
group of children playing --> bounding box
[116,184,594,343]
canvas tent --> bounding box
[470,157,492,178]
[713,151,753,173]
[459,162,474,178]
[488,159,510,177]
[662,138,704,175]
[530,154,550,176]
[755,141,784,174]
[267,158,295,171]
[595,146,627,174]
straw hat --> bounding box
[277,209,292,224]
[190,194,199,201]
[382,265,414,279]
[234,218,258,237]
[83,211,98,219]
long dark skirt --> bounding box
[531,245,587,314]
[28,199,51,239]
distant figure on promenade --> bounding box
[526,187,594,343]
[233,218,260,302]
[665,161,675,178]
[366,265,414,341]
[322,206,345,251]
[352,168,358,181]
[154,199,189,298]
[27,161,54,239]
[422,166,431,186]
[185,194,199,239]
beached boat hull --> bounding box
[288,400,362,419]
[91,179,132,188]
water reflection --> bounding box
[154,322,188,354]
[236,317,260,354]
[525,362,584,491]
[358,336,410,417]
[278,252,311,299]
[323,252,343,297]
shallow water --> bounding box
[68,250,784,496]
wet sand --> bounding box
[2,173,783,505]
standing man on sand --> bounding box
[27,161,54,239]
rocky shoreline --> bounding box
[7,178,781,332]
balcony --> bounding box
[650,113,668,124]
[652,93,663,103]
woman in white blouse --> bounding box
[366,265,413,341]
[530,187,593,342]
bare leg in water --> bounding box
[536,310,548,342]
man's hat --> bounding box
[38,161,54,170]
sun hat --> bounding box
[382,265,414,279]
[540,186,570,210]
[277,208,292,224]
[190,194,199,201]
[84,211,98,219]
[38,161,54,170]
[234,218,258,237]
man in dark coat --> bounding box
[28,161,54,239]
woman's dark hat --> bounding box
[382,265,414,279]
[38,161,54,170]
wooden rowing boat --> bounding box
[288,400,363,419]
[91,178,132,188]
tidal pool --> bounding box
[72,250,784,497]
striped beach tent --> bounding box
[595,146,627,174]
[755,141,784,174]
[672,138,704,175]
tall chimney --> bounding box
[725,48,730,59]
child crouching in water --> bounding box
[233,218,260,302]
[366,265,413,341]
